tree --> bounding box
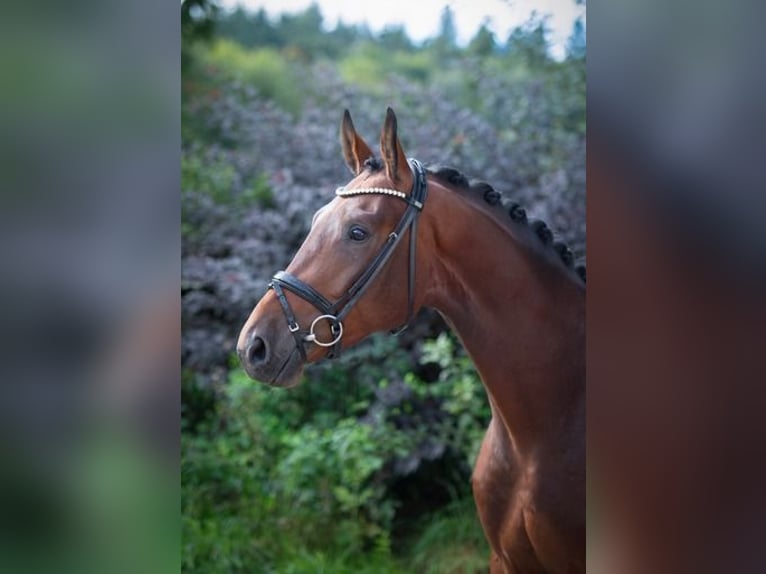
[181,0,219,45]
[277,3,330,61]
[431,6,458,60]
[438,6,457,45]
[566,18,586,60]
[505,14,551,68]
[468,22,496,57]
[378,25,414,52]
[217,7,281,48]
[182,0,219,68]
[279,3,323,39]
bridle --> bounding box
[269,158,428,360]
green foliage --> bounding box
[276,419,397,547]
[215,4,371,61]
[181,369,218,434]
[408,498,489,574]
[275,4,333,61]
[182,333,491,572]
[182,152,234,200]
[430,6,459,62]
[203,40,303,114]
[215,7,280,49]
[467,23,497,58]
[567,18,586,59]
[181,150,273,208]
[419,334,492,467]
[181,0,220,69]
[182,0,219,45]
[339,45,435,91]
[377,26,415,52]
[184,4,586,143]
[505,14,553,69]
[182,377,398,570]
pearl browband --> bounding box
[335,186,408,200]
[335,186,423,210]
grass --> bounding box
[182,494,488,573]
[404,498,489,574]
[258,498,489,573]
[265,497,489,573]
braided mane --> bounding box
[427,165,586,283]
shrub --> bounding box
[182,331,493,572]
[203,40,304,114]
[339,46,434,91]
[418,334,492,467]
[182,149,273,208]
[182,337,415,571]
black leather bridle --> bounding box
[269,158,428,360]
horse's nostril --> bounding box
[247,336,267,365]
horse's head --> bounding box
[237,108,429,387]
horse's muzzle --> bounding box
[238,331,268,371]
[237,328,271,379]
[237,323,304,387]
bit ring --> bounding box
[304,314,343,347]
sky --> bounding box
[218,0,585,60]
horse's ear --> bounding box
[380,107,412,188]
[340,109,373,175]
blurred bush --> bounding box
[182,334,489,572]
[202,40,303,115]
[339,45,435,89]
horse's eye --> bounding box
[347,225,369,242]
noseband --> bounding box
[269,158,428,360]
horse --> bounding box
[237,108,585,573]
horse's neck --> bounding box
[422,183,585,455]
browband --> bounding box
[335,186,424,210]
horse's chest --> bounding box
[472,423,582,573]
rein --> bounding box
[269,158,428,360]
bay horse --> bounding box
[237,108,585,573]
